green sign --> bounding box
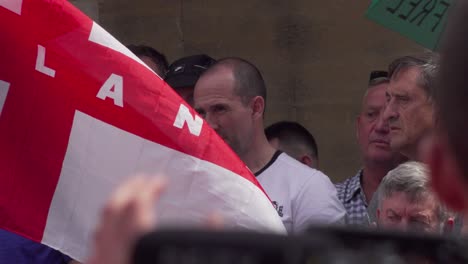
[366,0,451,50]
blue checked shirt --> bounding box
[335,170,370,226]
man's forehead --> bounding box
[366,84,387,98]
[195,67,235,91]
[388,67,423,90]
[198,65,234,82]
[194,91,242,110]
[194,73,235,101]
[362,84,387,107]
[385,191,436,208]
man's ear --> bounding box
[251,96,265,119]
[376,208,381,220]
[427,133,468,211]
[355,115,361,141]
[443,217,454,234]
[300,155,313,168]
[269,138,280,149]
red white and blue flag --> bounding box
[0,0,285,261]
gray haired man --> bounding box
[382,54,438,161]
[374,161,453,233]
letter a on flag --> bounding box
[0,0,285,261]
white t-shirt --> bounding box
[256,152,346,234]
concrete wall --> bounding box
[72,0,423,182]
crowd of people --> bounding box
[4,2,468,264]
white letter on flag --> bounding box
[0,0,23,15]
[173,104,203,136]
[96,74,124,107]
[0,80,10,116]
[35,45,56,78]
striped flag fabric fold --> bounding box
[0,0,285,261]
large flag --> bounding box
[0,0,285,261]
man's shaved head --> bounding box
[201,58,267,106]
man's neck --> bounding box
[241,133,277,175]
[401,148,418,161]
[361,162,395,204]
[402,130,433,162]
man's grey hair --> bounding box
[376,161,448,226]
[388,53,439,98]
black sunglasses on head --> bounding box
[369,70,388,82]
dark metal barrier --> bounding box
[132,227,468,264]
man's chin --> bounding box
[222,139,240,154]
[389,139,406,153]
[371,142,391,150]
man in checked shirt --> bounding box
[335,72,406,226]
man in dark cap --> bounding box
[127,44,169,78]
[164,54,216,106]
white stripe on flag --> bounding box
[0,80,10,116]
[87,22,159,77]
[42,110,285,261]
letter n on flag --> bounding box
[0,0,285,261]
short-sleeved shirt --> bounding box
[256,151,346,233]
[335,170,370,226]
[0,229,72,264]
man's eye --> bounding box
[388,214,400,222]
[196,109,206,118]
[396,96,410,102]
[385,94,391,103]
[367,112,377,119]
[213,105,226,113]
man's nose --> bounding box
[204,113,219,130]
[382,102,399,124]
[394,220,409,231]
[375,115,390,134]
[391,220,408,232]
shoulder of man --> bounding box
[273,152,329,179]
[334,170,362,203]
[271,153,341,199]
